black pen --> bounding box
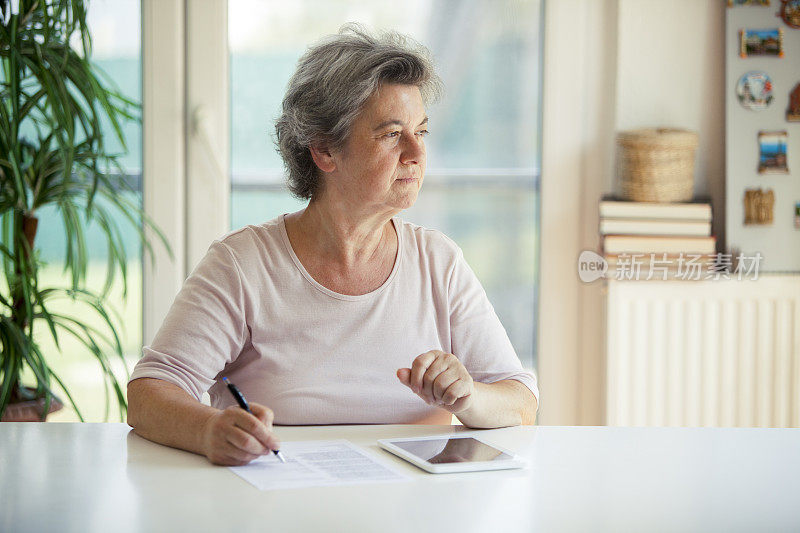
[222,377,286,463]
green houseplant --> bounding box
[0,0,169,421]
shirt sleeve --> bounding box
[128,241,248,400]
[447,247,539,406]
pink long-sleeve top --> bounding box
[129,215,539,425]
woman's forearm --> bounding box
[455,379,538,429]
[127,378,218,456]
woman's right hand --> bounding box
[200,403,280,466]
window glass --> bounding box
[34,0,143,422]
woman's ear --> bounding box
[309,144,337,173]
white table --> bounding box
[1,423,798,532]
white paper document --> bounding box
[229,439,411,491]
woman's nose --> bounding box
[400,134,425,165]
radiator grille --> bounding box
[606,278,800,427]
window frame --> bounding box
[142,0,187,344]
[142,0,230,343]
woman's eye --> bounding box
[416,129,429,137]
[385,131,401,138]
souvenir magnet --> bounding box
[744,189,775,225]
[740,28,784,57]
[795,202,800,228]
[788,83,800,121]
[777,0,800,28]
[758,131,789,174]
[737,71,774,110]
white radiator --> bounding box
[606,276,800,427]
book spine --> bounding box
[599,203,712,221]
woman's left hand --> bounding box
[397,350,475,414]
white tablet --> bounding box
[377,434,527,474]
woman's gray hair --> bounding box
[275,23,442,200]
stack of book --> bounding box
[599,199,716,277]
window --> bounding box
[229,0,542,368]
[36,0,142,422]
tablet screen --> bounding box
[392,437,513,464]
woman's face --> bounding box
[327,83,428,214]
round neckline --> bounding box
[278,214,402,301]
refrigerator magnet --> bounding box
[740,28,784,57]
[737,71,774,110]
[778,0,800,28]
[758,131,789,174]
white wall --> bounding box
[615,0,726,246]
[540,0,618,425]
[540,0,726,425]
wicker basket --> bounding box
[617,128,699,202]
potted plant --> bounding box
[0,0,169,421]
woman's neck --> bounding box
[289,198,397,270]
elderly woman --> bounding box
[127,25,538,466]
